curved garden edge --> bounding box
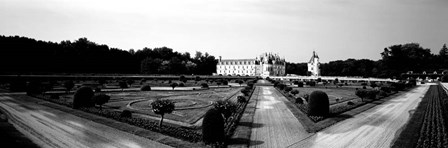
[277,86,413,133]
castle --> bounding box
[216,52,286,77]
[307,51,320,76]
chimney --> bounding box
[219,56,222,62]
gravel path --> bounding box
[0,94,171,148]
[289,84,431,148]
[249,86,312,148]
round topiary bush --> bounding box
[140,85,151,91]
[307,91,329,117]
[93,94,110,109]
[442,74,448,82]
[120,110,132,118]
[237,96,246,103]
[73,86,95,109]
[202,108,225,145]
[347,101,355,105]
[201,83,209,88]
[295,97,303,104]
[297,81,304,87]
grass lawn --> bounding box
[61,87,243,125]
[292,87,359,105]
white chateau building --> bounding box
[307,51,320,76]
[216,53,286,77]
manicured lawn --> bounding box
[61,87,243,124]
[292,87,359,105]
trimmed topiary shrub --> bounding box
[347,101,355,105]
[202,108,225,146]
[277,83,286,90]
[93,94,110,109]
[307,91,329,117]
[179,75,187,83]
[295,97,303,104]
[141,85,151,91]
[291,89,299,96]
[237,96,246,103]
[151,99,175,127]
[442,74,448,82]
[170,83,178,90]
[284,87,292,92]
[201,83,209,88]
[63,80,75,93]
[119,80,128,91]
[297,81,304,87]
[73,86,95,109]
[213,100,237,119]
[355,89,367,102]
[241,88,251,96]
[120,110,132,118]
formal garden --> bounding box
[1,75,259,147]
[265,77,417,131]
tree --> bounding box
[213,100,237,119]
[151,99,175,127]
[291,89,299,96]
[307,91,329,117]
[63,80,75,94]
[98,79,107,88]
[439,44,448,57]
[333,78,339,86]
[216,81,222,87]
[238,80,243,86]
[202,108,225,146]
[93,94,110,110]
[126,79,134,87]
[355,89,367,102]
[170,83,178,90]
[73,87,94,109]
[179,75,187,83]
[119,80,128,91]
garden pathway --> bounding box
[0,94,171,148]
[249,86,312,148]
[288,84,431,148]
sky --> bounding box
[1,0,447,63]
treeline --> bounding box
[0,35,217,75]
[2,35,448,78]
[287,43,448,78]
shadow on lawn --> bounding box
[229,138,265,146]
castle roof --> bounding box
[309,51,319,63]
[220,59,256,62]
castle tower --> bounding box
[307,51,320,76]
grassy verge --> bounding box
[276,87,401,133]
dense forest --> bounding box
[0,35,217,75]
[286,43,448,78]
[1,35,447,78]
